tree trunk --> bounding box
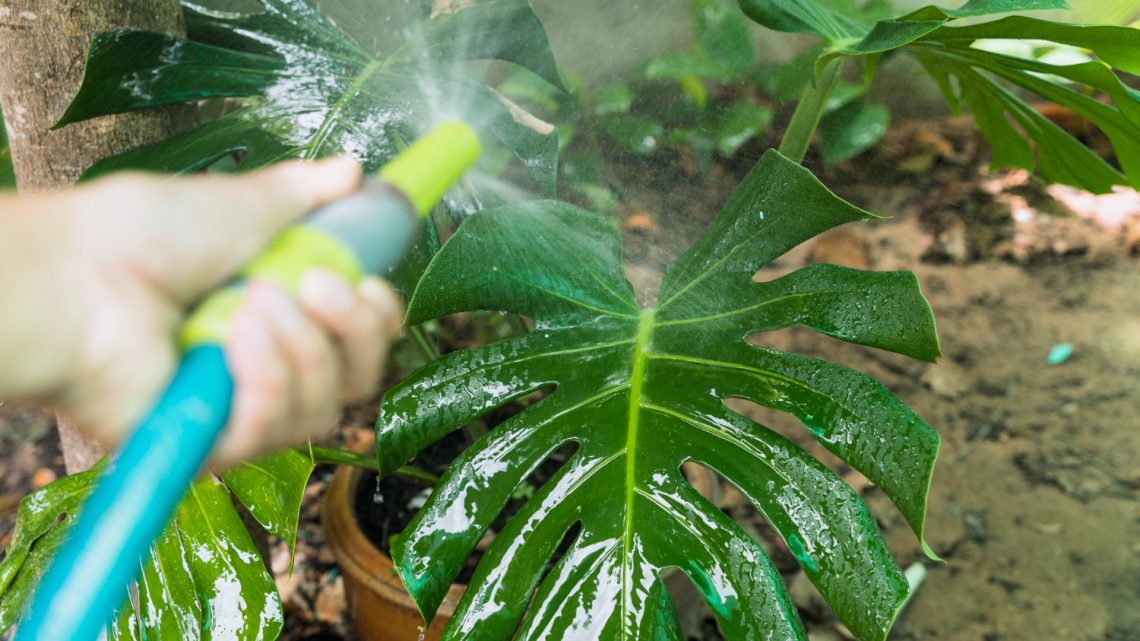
[0,0,188,472]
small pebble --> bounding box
[1046,343,1074,366]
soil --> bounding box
[2,113,1138,641]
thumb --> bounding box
[127,157,363,303]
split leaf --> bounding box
[376,150,942,641]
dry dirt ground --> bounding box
[2,116,1138,641]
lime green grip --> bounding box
[181,227,363,347]
[381,122,482,217]
[180,121,482,348]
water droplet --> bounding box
[417,625,426,641]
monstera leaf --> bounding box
[376,150,941,641]
[0,450,314,640]
[739,0,1140,193]
[56,0,563,193]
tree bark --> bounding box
[0,0,188,472]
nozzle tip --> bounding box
[380,121,482,218]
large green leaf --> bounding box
[56,0,562,193]
[0,450,313,639]
[739,0,1140,193]
[0,467,101,630]
[376,150,941,641]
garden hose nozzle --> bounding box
[16,122,481,641]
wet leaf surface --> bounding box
[0,452,313,640]
[376,149,942,641]
[57,0,562,194]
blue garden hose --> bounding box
[15,122,481,641]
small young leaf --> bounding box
[604,115,666,155]
[222,447,316,552]
[821,99,890,163]
[713,100,774,156]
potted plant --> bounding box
[3,1,1139,640]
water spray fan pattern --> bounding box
[56,0,563,193]
[377,150,942,641]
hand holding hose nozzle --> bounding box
[16,122,481,641]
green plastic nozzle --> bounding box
[380,121,482,217]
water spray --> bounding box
[15,122,481,641]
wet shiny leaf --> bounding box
[57,0,562,193]
[222,447,315,552]
[0,467,100,630]
[739,0,1140,193]
[377,149,942,641]
[0,455,314,639]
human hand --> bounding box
[0,159,403,465]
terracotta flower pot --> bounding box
[322,466,465,641]
[322,463,719,640]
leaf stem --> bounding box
[303,446,439,488]
[778,58,843,164]
[409,325,439,361]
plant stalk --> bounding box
[303,446,440,487]
[778,58,843,164]
[409,325,439,361]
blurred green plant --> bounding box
[0,113,14,189]
[496,0,775,211]
[740,0,1140,193]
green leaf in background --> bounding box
[644,0,756,91]
[604,115,666,155]
[0,450,314,640]
[821,99,891,163]
[0,113,14,189]
[740,0,1140,192]
[693,0,756,76]
[593,83,635,117]
[57,0,563,194]
[713,100,774,156]
[376,150,941,641]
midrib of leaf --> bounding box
[303,58,383,159]
[620,308,655,637]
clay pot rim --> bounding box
[321,465,465,618]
